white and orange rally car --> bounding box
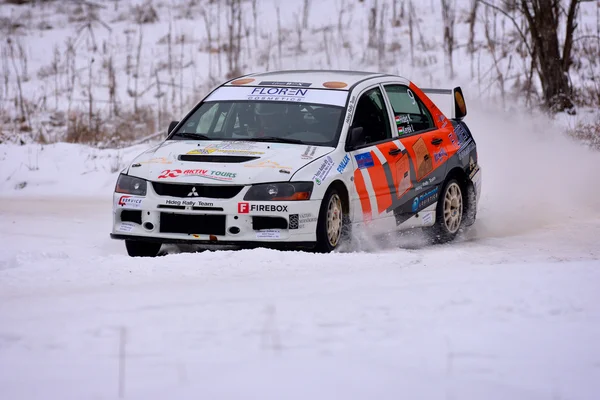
[111,70,481,256]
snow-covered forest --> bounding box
[0,0,598,147]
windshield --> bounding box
[171,99,345,147]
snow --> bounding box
[1,102,600,399]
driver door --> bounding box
[347,86,413,225]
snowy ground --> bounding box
[1,104,600,399]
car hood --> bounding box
[127,140,333,184]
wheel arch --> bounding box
[444,166,476,226]
[327,179,350,216]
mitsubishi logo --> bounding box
[187,187,199,197]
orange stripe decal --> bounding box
[353,169,372,222]
[366,152,392,213]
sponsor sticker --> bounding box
[395,114,411,125]
[422,211,434,225]
[205,86,348,107]
[337,154,350,174]
[468,156,479,179]
[238,202,249,213]
[238,203,289,213]
[118,195,143,209]
[256,229,281,239]
[188,142,264,156]
[454,124,469,146]
[345,95,357,124]
[434,148,448,163]
[289,214,299,229]
[244,160,292,169]
[139,157,172,164]
[355,152,374,169]
[313,156,334,185]
[259,81,312,87]
[117,222,135,233]
[414,176,437,192]
[157,169,236,182]
[299,213,317,224]
[437,114,449,129]
[448,132,457,146]
[411,187,439,212]
[458,140,476,160]
[398,124,415,135]
[188,148,265,156]
[165,199,214,207]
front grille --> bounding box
[252,216,288,230]
[159,213,226,235]
[178,155,259,163]
[152,182,244,198]
[120,210,142,224]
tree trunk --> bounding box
[521,0,579,112]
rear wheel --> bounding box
[125,240,162,257]
[425,179,464,244]
[314,187,349,253]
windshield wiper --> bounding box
[250,136,304,145]
[173,132,211,140]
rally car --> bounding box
[111,70,482,257]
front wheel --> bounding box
[314,188,349,253]
[425,179,464,244]
[125,240,162,257]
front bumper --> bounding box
[111,183,321,245]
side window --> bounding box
[351,87,392,146]
[384,85,434,135]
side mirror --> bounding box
[348,126,364,148]
[168,120,179,136]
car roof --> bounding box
[223,70,403,90]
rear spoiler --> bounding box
[421,86,467,120]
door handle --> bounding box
[431,138,443,145]
[388,148,403,156]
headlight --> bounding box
[244,182,313,201]
[115,174,147,196]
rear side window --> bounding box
[384,85,434,135]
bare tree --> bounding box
[302,0,311,29]
[368,0,378,48]
[440,0,456,78]
[201,8,214,79]
[408,0,415,66]
[225,0,243,78]
[521,0,579,112]
[6,37,28,125]
[480,0,581,112]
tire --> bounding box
[125,240,162,257]
[425,178,464,244]
[314,187,349,253]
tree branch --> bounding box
[479,0,533,57]
[562,0,579,72]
